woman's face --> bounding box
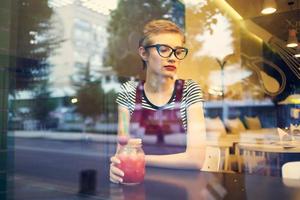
[141,33,185,79]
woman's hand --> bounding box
[109,156,124,184]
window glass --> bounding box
[1,0,300,199]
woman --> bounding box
[110,19,206,184]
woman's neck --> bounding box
[144,73,175,93]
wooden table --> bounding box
[237,141,300,174]
[207,129,300,172]
[14,167,300,200]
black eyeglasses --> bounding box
[144,44,188,60]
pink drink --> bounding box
[118,153,145,184]
[117,138,145,185]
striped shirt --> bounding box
[116,79,204,131]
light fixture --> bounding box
[71,97,78,104]
[261,0,277,15]
[285,1,299,48]
[287,29,299,48]
[295,44,300,58]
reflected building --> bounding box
[48,0,119,97]
[11,0,121,131]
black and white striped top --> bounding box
[116,79,204,131]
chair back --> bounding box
[282,161,300,179]
[290,124,300,134]
[202,146,221,172]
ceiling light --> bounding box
[261,0,277,15]
[287,29,298,48]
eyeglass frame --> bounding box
[143,44,189,60]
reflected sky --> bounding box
[208,64,252,89]
[194,12,234,61]
[182,0,207,7]
[48,0,118,15]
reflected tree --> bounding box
[11,0,62,90]
[73,60,105,130]
[10,0,63,128]
[75,83,105,131]
[103,89,118,124]
[31,82,57,129]
[188,0,220,34]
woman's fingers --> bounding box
[109,156,124,184]
[109,177,119,184]
[110,156,120,164]
[110,170,123,183]
[110,163,125,177]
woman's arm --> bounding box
[145,102,206,170]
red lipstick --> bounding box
[164,65,176,71]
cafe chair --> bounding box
[202,146,221,172]
[290,124,300,135]
[282,162,300,188]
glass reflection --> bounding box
[2,0,300,199]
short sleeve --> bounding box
[116,81,137,113]
[184,79,204,108]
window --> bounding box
[3,0,300,199]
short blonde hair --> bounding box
[139,19,185,68]
[139,19,185,47]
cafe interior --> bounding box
[1,0,300,199]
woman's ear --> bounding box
[138,46,148,61]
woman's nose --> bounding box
[168,52,177,62]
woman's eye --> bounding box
[159,47,169,53]
[176,49,185,55]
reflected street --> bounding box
[10,137,115,200]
